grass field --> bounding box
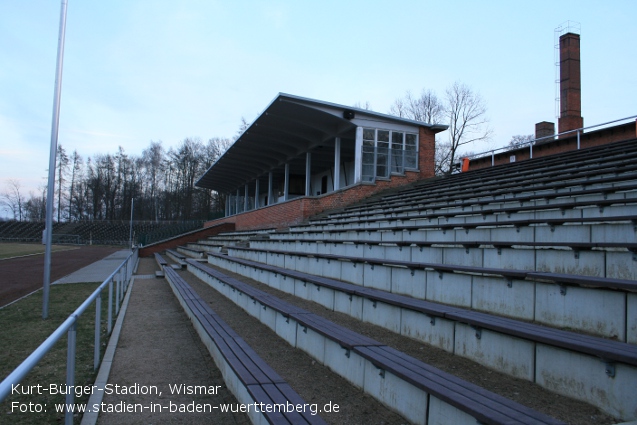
[0,243,75,260]
[0,282,109,424]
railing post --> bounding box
[124,262,129,292]
[115,271,120,315]
[107,278,113,334]
[65,322,76,425]
[94,292,101,370]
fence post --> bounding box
[94,292,101,370]
[115,271,120,315]
[65,322,76,425]
[107,278,113,335]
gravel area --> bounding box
[97,258,249,425]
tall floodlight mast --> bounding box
[43,0,69,319]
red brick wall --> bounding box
[139,222,235,257]
[202,125,437,231]
[419,126,436,179]
[468,121,636,171]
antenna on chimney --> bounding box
[554,21,581,121]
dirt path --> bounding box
[97,259,249,424]
[0,246,120,307]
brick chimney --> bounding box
[558,32,583,136]
[535,121,555,141]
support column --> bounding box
[254,179,260,209]
[305,152,312,196]
[334,137,341,191]
[283,163,290,201]
[225,194,229,216]
[244,183,249,211]
[235,188,240,213]
[354,126,363,183]
[268,172,273,205]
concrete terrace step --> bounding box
[203,253,637,420]
[185,259,566,425]
[248,237,637,280]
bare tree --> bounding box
[24,187,47,221]
[390,89,444,125]
[353,101,373,110]
[68,150,83,221]
[444,82,492,173]
[390,83,491,174]
[508,134,534,148]
[142,141,164,221]
[234,117,251,141]
[1,179,25,221]
[56,145,69,221]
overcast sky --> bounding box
[1,0,636,203]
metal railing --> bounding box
[0,248,138,424]
[461,115,637,168]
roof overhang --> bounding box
[196,93,447,193]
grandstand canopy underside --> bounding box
[196,93,446,216]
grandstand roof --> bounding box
[196,93,447,193]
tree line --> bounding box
[1,137,231,222]
[2,82,531,222]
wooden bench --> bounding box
[355,345,562,425]
[312,150,637,224]
[326,196,637,228]
[308,214,637,235]
[178,245,206,259]
[186,259,565,425]
[154,252,168,278]
[166,249,187,268]
[350,142,637,207]
[230,245,637,292]
[322,159,637,217]
[320,176,637,225]
[267,237,637,256]
[163,266,326,424]
[209,251,637,367]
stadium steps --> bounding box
[168,138,637,422]
[180,258,568,425]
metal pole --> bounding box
[115,272,120,315]
[94,292,101,370]
[65,322,76,425]
[43,0,69,319]
[129,198,134,249]
[107,279,113,334]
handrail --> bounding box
[462,114,637,165]
[0,248,138,424]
